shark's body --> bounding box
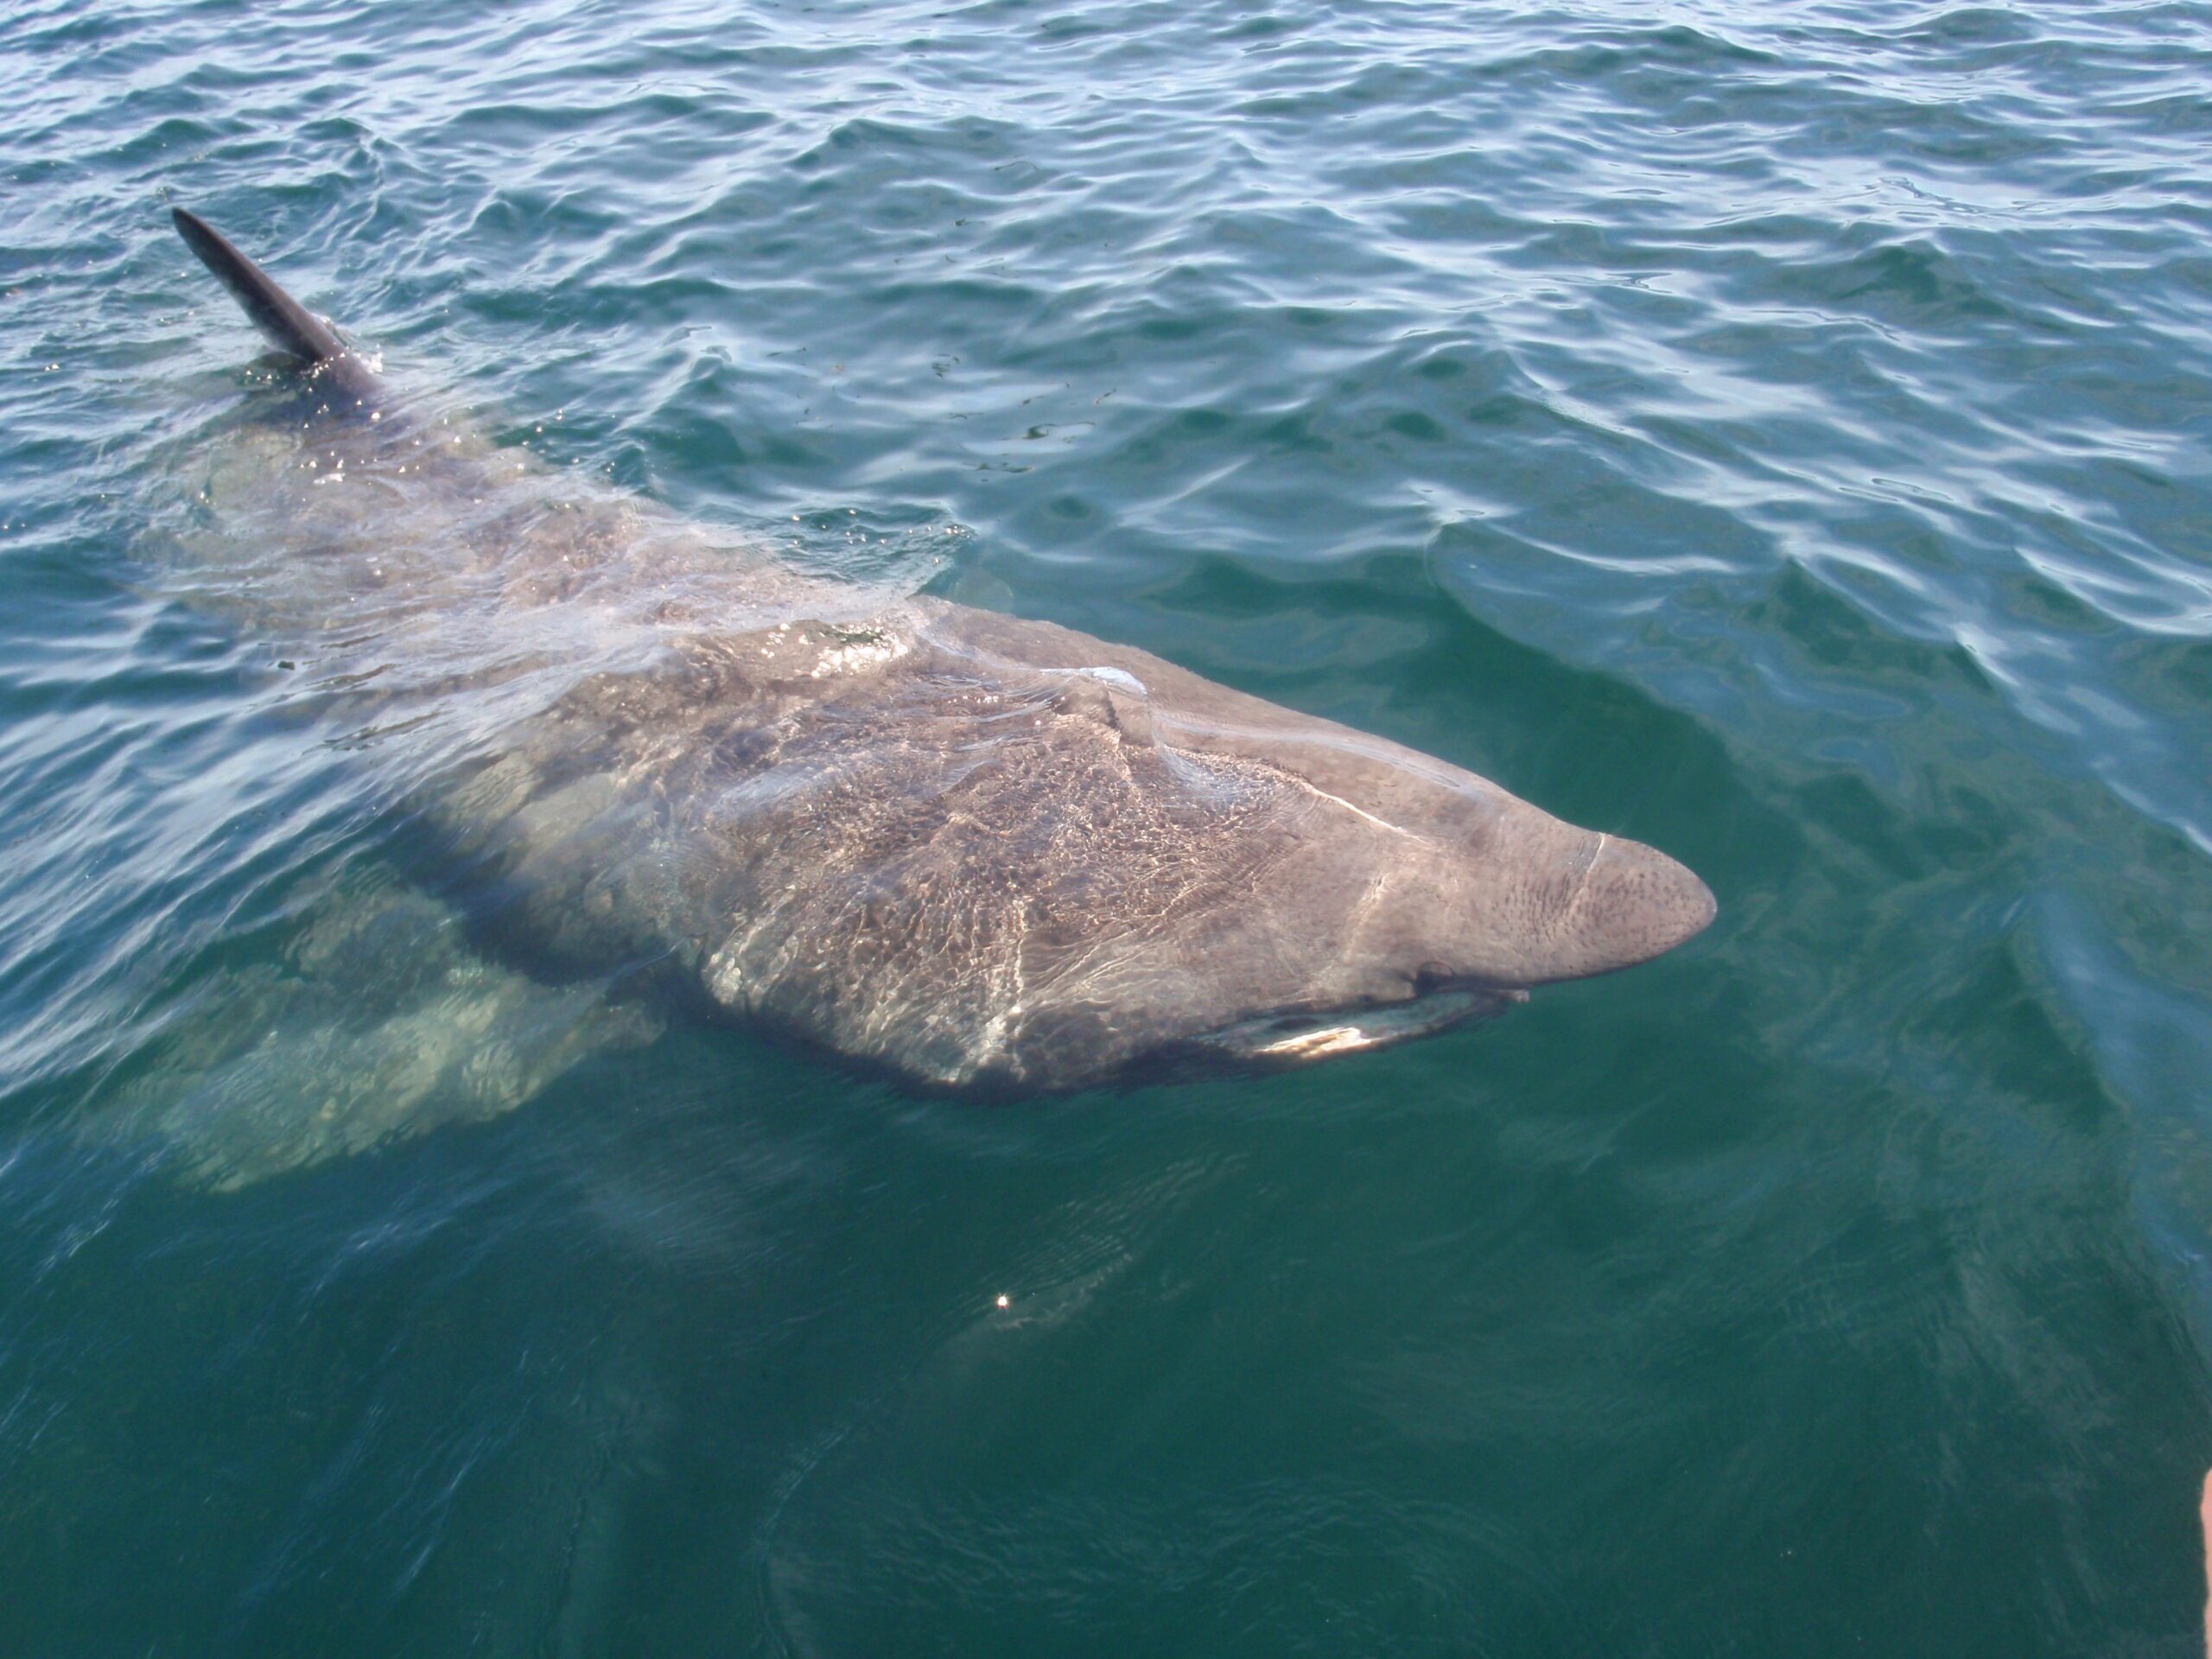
[163,208,1713,1103]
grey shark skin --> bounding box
[168,207,1714,1094]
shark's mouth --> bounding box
[1193,986,1526,1068]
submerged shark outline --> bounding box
[165,205,1715,1103]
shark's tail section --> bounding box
[173,207,383,404]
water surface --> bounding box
[3,0,2211,1652]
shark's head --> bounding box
[823,611,1720,1091]
[1121,711,1714,1080]
[1170,798,1714,1074]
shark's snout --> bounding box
[1361,809,1714,1000]
[1548,832,1717,979]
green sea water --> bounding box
[4,1,2212,1652]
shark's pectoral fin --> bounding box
[91,871,660,1188]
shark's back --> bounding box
[166,208,1714,1108]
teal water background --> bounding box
[5,0,2212,1651]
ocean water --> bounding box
[3,0,2211,1651]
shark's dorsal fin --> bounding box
[173,207,382,403]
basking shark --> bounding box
[155,207,1712,1132]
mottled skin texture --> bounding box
[171,212,1715,1094]
[447,596,1714,1089]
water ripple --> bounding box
[3,0,2211,1651]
